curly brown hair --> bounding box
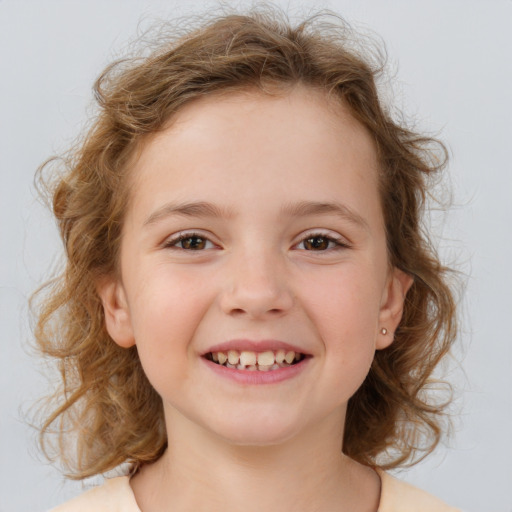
[33,7,457,479]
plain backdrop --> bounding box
[1,1,511,511]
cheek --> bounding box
[319,299,380,401]
[125,266,213,383]
[300,265,383,380]
[305,266,382,337]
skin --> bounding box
[99,86,412,512]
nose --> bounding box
[219,249,294,319]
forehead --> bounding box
[163,86,376,155]
[126,86,381,221]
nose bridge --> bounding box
[220,242,293,317]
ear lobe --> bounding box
[97,277,135,348]
[376,268,413,350]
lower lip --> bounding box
[202,357,310,385]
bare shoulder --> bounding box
[49,476,140,512]
[378,470,462,512]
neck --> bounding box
[130,409,380,512]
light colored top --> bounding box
[50,471,461,512]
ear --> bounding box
[97,276,135,348]
[376,268,413,350]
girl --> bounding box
[35,7,461,512]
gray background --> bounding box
[1,1,511,511]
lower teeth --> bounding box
[225,362,290,371]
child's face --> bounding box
[100,86,411,446]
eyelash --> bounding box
[163,232,217,251]
[294,232,351,252]
[163,231,350,252]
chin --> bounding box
[207,412,303,447]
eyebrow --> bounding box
[281,201,369,230]
[143,201,234,226]
[143,199,368,230]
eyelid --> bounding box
[293,230,352,250]
[162,230,220,250]
[161,229,350,251]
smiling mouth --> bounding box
[204,349,306,371]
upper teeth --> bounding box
[210,349,301,368]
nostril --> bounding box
[220,281,294,318]
[228,307,285,317]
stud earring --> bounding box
[380,327,388,335]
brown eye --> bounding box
[303,236,331,250]
[180,236,207,250]
[165,232,217,251]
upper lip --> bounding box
[202,339,311,356]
